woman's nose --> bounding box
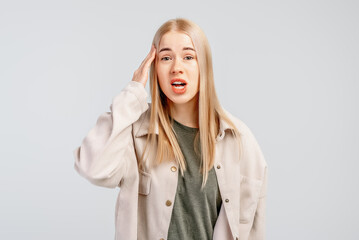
[171,58,183,74]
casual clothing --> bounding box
[73,80,268,240]
[167,119,222,240]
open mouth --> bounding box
[171,82,187,87]
[171,81,187,93]
[170,79,187,93]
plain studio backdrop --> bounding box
[1,0,358,239]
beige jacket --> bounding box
[73,80,268,240]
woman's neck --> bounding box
[168,94,199,128]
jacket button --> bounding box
[160,238,165,240]
[225,199,229,203]
[166,200,172,206]
[216,165,221,169]
[171,166,177,172]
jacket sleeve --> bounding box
[73,80,149,188]
[248,165,268,240]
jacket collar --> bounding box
[134,106,234,141]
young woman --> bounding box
[74,18,268,240]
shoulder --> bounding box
[222,107,268,179]
[221,107,257,139]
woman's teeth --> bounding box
[172,81,186,85]
[172,82,186,86]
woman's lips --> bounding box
[171,83,187,94]
[171,78,187,94]
[171,78,187,85]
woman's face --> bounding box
[156,30,199,105]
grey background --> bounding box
[1,0,358,239]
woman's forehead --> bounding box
[159,31,194,49]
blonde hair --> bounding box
[139,18,243,189]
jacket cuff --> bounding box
[123,81,148,113]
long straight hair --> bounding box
[139,18,243,189]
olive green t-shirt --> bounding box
[167,118,222,240]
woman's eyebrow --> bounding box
[159,47,196,53]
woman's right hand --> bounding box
[132,44,156,88]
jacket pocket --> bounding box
[239,175,263,224]
[138,169,151,195]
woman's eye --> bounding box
[185,56,194,60]
[161,56,170,61]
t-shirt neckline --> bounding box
[171,118,199,132]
